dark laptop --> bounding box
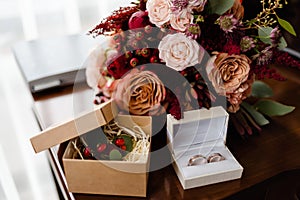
[13,34,104,93]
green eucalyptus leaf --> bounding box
[251,81,273,98]
[241,102,270,126]
[208,0,235,15]
[278,36,288,50]
[122,135,133,152]
[258,27,272,44]
[109,149,122,160]
[254,99,295,117]
[277,16,297,36]
[258,26,287,49]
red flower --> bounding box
[128,11,150,29]
[223,40,241,55]
[165,90,182,119]
[89,6,139,36]
[107,55,131,79]
[168,99,181,119]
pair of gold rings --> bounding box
[187,153,225,166]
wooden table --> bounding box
[32,64,300,199]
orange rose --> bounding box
[227,0,244,20]
[227,76,254,113]
[113,69,166,116]
[207,52,251,95]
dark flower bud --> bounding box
[128,11,150,29]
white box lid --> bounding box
[167,106,229,156]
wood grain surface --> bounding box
[32,63,300,199]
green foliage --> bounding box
[251,81,273,98]
[243,80,295,128]
[278,37,287,50]
[122,135,134,152]
[277,16,297,36]
[109,149,122,160]
[258,27,273,44]
[254,99,295,117]
[258,26,287,49]
[241,102,270,126]
[208,0,234,15]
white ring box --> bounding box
[30,100,152,197]
[167,106,243,190]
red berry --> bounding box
[113,34,121,43]
[180,71,187,76]
[131,40,139,48]
[136,31,144,40]
[83,147,92,158]
[141,48,150,57]
[125,51,132,59]
[144,25,152,34]
[152,49,159,56]
[93,99,99,105]
[150,56,158,63]
[97,143,107,153]
[101,71,108,76]
[130,58,139,67]
[121,145,127,151]
[115,138,125,146]
[135,49,142,56]
[115,43,121,51]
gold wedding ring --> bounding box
[207,153,225,163]
[187,154,207,166]
[187,153,226,166]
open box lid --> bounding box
[31,100,117,153]
[167,106,229,156]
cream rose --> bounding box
[146,0,171,27]
[206,52,251,95]
[113,69,166,116]
[158,33,204,71]
[170,8,193,32]
[85,45,115,90]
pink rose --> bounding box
[158,33,204,71]
[128,11,150,29]
[189,0,205,7]
[146,0,171,27]
[189,0,207,12]
[170,9,193,32]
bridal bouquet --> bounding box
[85,0,299,136]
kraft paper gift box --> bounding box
[30,100,152,197]
[167,106,243,190]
